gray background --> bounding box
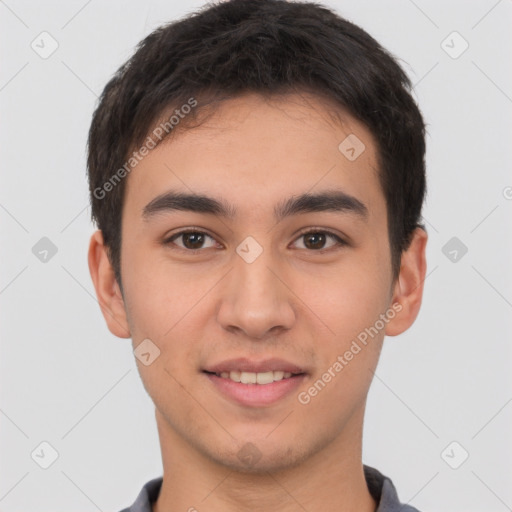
[1,0,511,511]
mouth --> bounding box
[203,369,302,385]
[202,358,308,407]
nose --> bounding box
[216,247,296,340]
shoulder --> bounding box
[117,476,163,512]
[364,465,422,512]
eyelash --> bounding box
[162,227,348,254]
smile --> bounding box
[203,370,306,407]
[211,370,296,384]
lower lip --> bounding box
[204,372,306,407]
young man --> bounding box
[87,0,428,510]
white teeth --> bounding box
[256,371,274,385]
[229,370,241,382]
[215,370,298,384]
[273,370,285,381]
[240,371,257,384]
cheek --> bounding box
[121,251,212,385]
[317,260,389,335]
[300,252,390,394]
[304,273,386,410]
[121,244,200,336]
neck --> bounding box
[152,408,376,512]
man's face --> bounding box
[117,93,398,472]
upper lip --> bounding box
[203,357,306,374]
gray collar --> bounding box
[119,465,421,512]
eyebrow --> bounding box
[142,189,369,223]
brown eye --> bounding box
[165,230,217,251]
[303,232,327,250]
[293,230,347,252]
[181,232,206,249]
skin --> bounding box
[88,92,427,512]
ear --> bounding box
[385,227,428,337]
[87,230,131,338]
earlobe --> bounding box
[385,227,428,337]
[87,230,131,338]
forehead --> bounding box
[123,92,384,224]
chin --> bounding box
[203,438,313,475]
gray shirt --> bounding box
[119,465,421,512]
